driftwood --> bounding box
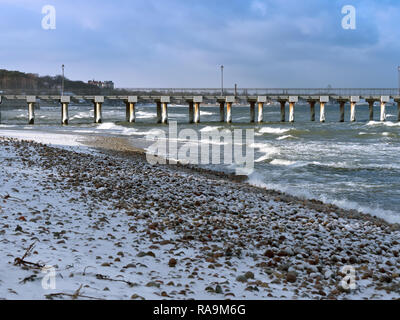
[45,284,104,300]
[14,242,44,269]
[95,274,137,287]
[1,193,23,202]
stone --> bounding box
[168,258,177,267]
[146,281,160,288]
[286,272,297,283]
[264,250,274,258]
[244,271,255,280]
[236,275,248,283]
[215,285,223,294]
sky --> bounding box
[0,0,400,88]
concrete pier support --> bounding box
[279,100,286,122]
[257,96,266,123]
[320,103,326,123]
[226,103,232,123]
[289,103,295,123]
[309,101,316,121]
[218,100,225,122]
[226,96,235,123]
[93,96,104,123]
[380,96,389,122]
[320,96,329,123]
[398,102,400,122]
[257,103,264,123]
[350,102,356,122]
[186,96,202,124]
[339,101,346,122]
[193,96,202,124]
[249,101,256,123]
[194,102,201,124]
[157,96,170,124]
[125,96,137,123]
[156,101,162,123]
[219,102,225,122]
[395,99,400,122]
[288,96,298,123]
[350,96,359,122]
[161,103,168,124]
[27,96,36,124]
[366,100,375,121]
[380,102,386,122]
[188,101,194,123]
[61,96,70,125]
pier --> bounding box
[1,88,400,124]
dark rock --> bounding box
[264,250,274,258]
[286,272,297,283]
[244,271,255,280]
[168,258,177,267]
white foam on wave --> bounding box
[200,126,221,133]
[96,122,143,136]
[367,121,400,127]
[97,123,121,130]
[251,143,280,163]
[277,135,297,141]
[136,111,155,119]
[248,174,400,224]
[270,159,297,166]
[257,127,291,135]
[200,111,214,116]
[70,112,90,120]
[309,160,400,170]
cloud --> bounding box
[0,0,399,87]
[250,1,268,16]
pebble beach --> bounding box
[0,135,399,300]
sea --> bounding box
[1,101,399,223]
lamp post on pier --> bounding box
[61,64,65,96]
[220,65,224,96]
[398,66,400,96]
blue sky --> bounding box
[0,0,400,88]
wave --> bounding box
[135,111,155,119]
[251,143,280,162]
[96,123,142,136]
[276,135,297,140]
[200,126,221,133]
[248,174,400,224]
[270,159,298,166]
[258,127,291,135]
[70,112,90,120]
[200,111,214,116]
[366,121,400,127]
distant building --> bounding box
[88,79,114,89]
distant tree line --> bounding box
[0,69,103,94]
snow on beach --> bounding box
[0,134,399,300]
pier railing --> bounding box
[1,88,400,96]
[119,88,400,96]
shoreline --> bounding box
[82,135,400,231]
[1,134,400,300]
